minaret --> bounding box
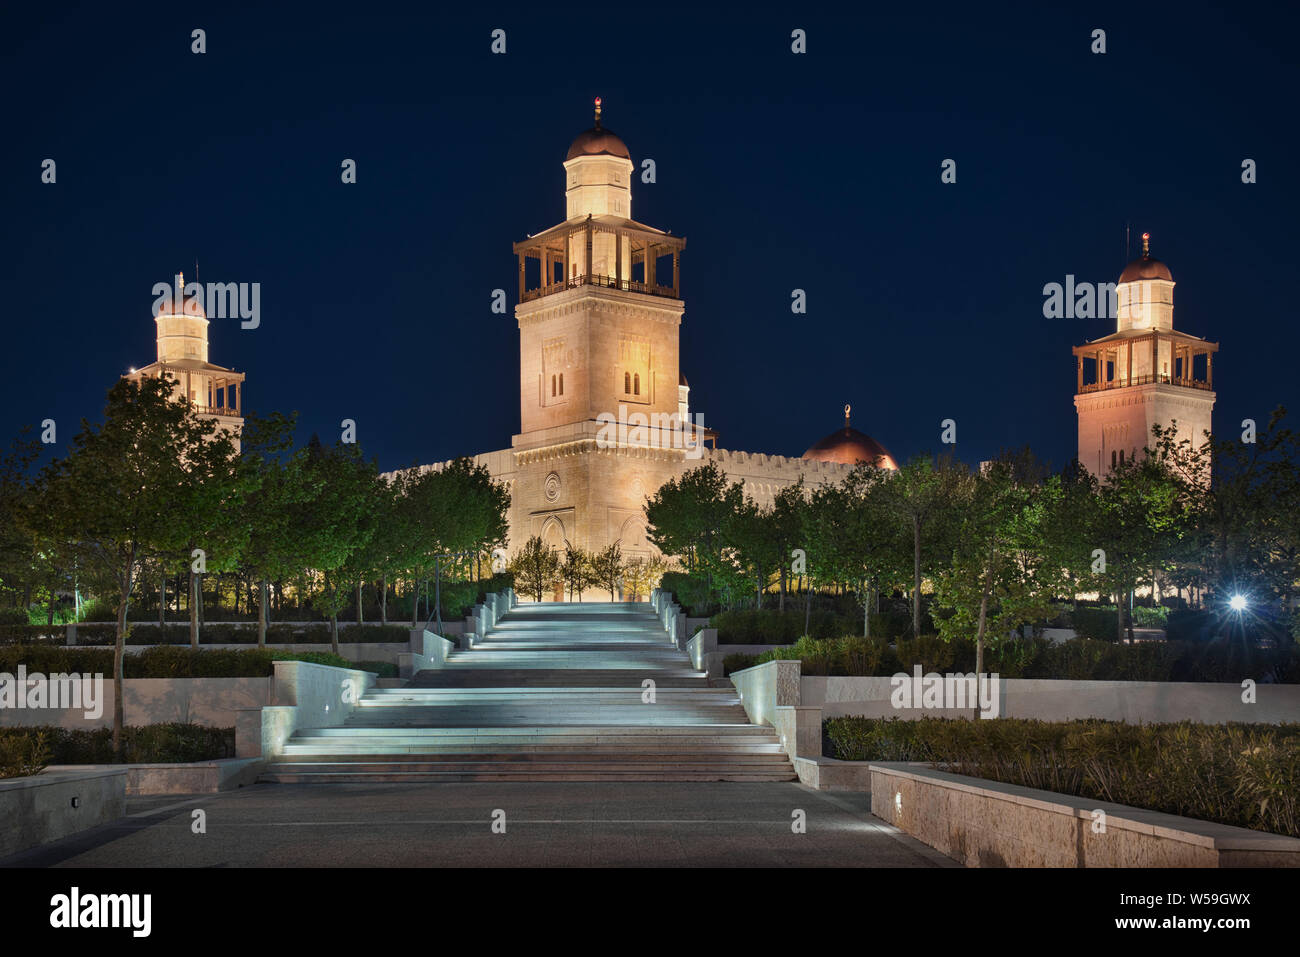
[1073,234,1218,477]
[126,270,246,452]
[512,100,686,438]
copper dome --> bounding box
[803,426,897,469]
[1118,255,1173,284]
[566,125,630,161]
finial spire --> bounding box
[1142,232,1150,257]
[594,96,602,128]
[844,403,851,428]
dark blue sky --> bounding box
[3,1,1297,475]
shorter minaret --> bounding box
[125,270,246,452]
[1073,234,1217,478]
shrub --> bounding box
[1072,606,1120,640]
[353,660,398,678]
[0,608,30,626]
[0,730,51,778]
[0,645,354,678]
[0,724,234,766]
[822,716,1300,838]
[660,571,717,616]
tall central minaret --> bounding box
[1073,234,1218,477]
[511,99,687,442]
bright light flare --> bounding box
[1229,594,1247,612]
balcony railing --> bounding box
[1078,373,1213,395]
[521,273,679,303]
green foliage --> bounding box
[822,716,1300,838]
[0,724,234,766]
[710,608,860,644]
[659,571,717,616]
[0,729,51,778]
[509,536,561,602]
[0,645,354,678]
[733,634,1299,682]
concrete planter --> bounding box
[870,762,1300,868]
[0,768,126,858]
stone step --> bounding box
[259,768,798,783]
[272,749,787,763]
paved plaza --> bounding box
[3,781,955,868]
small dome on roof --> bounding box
[566,97,631,161]
[1119,232,1173,283]
[154,273,207,318]
[803,405,897,469]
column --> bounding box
[672,249,680,296]
[584,218,593,284]
[517,253,526,300]
[615,230,622,289]
[646,242,656,289]
[1076,356,1083,393]
[1126,341,1132,385]
[541,248,550,294]
[1206,350,1213,389]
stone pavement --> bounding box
[2,781,957,867]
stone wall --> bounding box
[870,762,1300,867]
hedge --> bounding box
[0,723,234,775]
[0,646,359,678]
[724,634,1300,683]
[822,716,1300,838]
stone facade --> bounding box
[402,108,862,573]
[1073,239,1218,478]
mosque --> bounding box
[405,99,898,563]
[120,102,1220,572]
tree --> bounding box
[623,554,668,602]
[41,376,228,757]
[809,464,907,637]
[883,454,969,636]
[931,449,1059,674]
[237,413,308,646]
[510,535,560,602]
[560,541,595,601]
[294,436,379,654]
[591,541,626,601]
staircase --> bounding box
[259,601,796,783]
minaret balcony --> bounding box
[1077,372,1214,396]
[521,271,680,303]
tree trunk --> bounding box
[804,582,812,637]
[159,574,166,627]
[356,580,364,626]
[411,579,419,628]
[1116,590,1125,643]
[114,558,134,761]
[257,580,269,648]
[912,513,922,636]
[380,574,388,624]
[779,565,787,613]
[330,612,339,656]
[189,570,200,649]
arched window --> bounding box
[551,375,556,397]
[558,373,564,395]
[1119,449,1125,464]
[624,372,631,393]
[633,373,640,396]
[1111,450,1117,468]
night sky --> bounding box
[3,2,1297,476]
